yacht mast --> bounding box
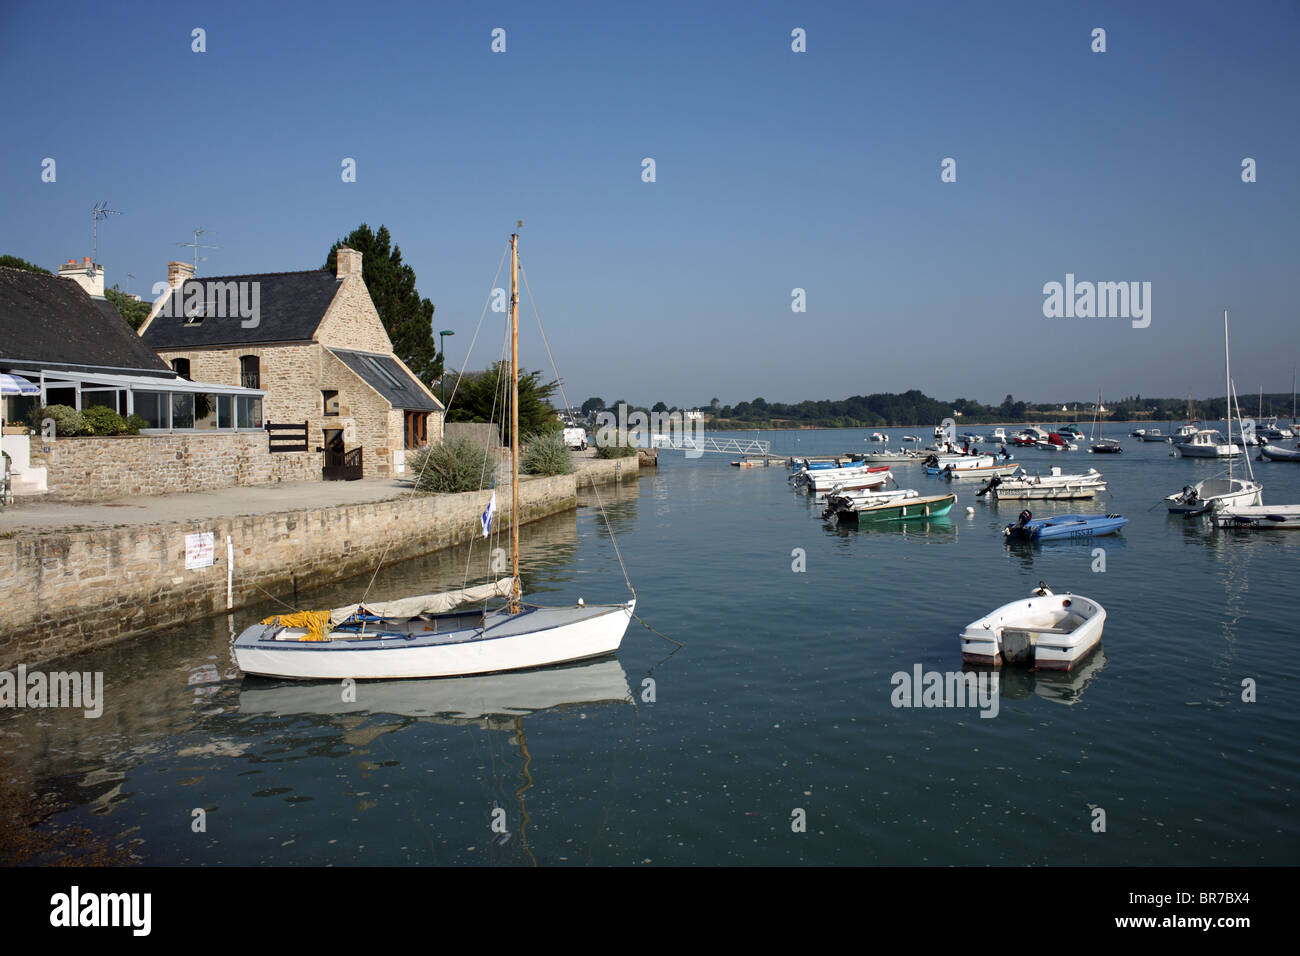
[1224,310,1235,467]
[510,231,521,613]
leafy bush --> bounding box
[408,437,497,493]
[124,414,148,435]
[27,404,87,437]
[522,431,574,476]
[82,405,128,436]
[594,432,638,459]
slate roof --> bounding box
[0,266,174,375]
[140,269,341,348]
[329,349,440,411]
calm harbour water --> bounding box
[3,426,1298,866]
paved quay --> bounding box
[0,478,413,533]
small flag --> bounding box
[480,490,496,537]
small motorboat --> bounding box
[823,492,956,522]
[901,434,923,443]
[1138,428,1168,442]
[795,464,893,494]
[1038,433,1078,451]
[942,461,1021,481]
[1013,426,1050,446]
[990,428,1008,442]
[1164,476,1262,515]
[820,487,919,515]
[925,453,994,476]
[959,582,1106,671]
[1089,438,1123,454]
[980,467,1107,500]
[869,432,889,442]
[1003,510,1128,540]
[854,450,926,464]
[1130,428,1146,437]
[1057,425,1085,440]
[1174,429,1241,458]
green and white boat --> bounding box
[823,492,957,523]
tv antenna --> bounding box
[177,226,220,274]
[90,201,122,272]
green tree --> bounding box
[444,361,560,445]
[104,285,151,330]
[581,396,606,415]
[324,224,442,392]
[0,255,51,274]
[651,401,668,413]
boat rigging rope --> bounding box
[519,263,635,600]
[460,318,511,598]
[355,244,510,607]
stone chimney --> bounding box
[57,256,105,298]
[335,247,362,279]
[168,261,195,288]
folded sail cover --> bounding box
[329,577,515,626]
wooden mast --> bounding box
[509,231,521,612]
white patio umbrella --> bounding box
[0,373,40,427]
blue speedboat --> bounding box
[1003,510,1128,540]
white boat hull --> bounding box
[234,601,635,680]
[1213,504,1300,530]
[944,463,1020,481]
[1165,478,1261,515]
[800,470,890,493]
[960,592,1106,671]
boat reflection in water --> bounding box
[824,515,957,540]
[1001,531,1128,572]
[238,658,633,865]
[963,645,1108,707]
[238,657,633,725]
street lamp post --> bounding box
[438,330,455,406]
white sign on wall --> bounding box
[185,532,215,570]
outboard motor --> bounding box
[977,475,1001,497]
[1003,509,1032,536]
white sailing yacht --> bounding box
[1088,390,1121,453]
[1214,379,1300,530]
[1165,312,1261,515]
[233,231,636,680]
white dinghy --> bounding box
[959,583,1106,671]
[233,230,637,681]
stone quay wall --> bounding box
[0,473,592,669]
[26,433,318,502]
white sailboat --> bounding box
[233,231,636,680]
[1165,312,1261,514]
[1214,379,1300,530]
[1088,390,1122,454]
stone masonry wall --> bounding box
[315,270,393,354]
[27,433,317,501]
[0,474,581,669]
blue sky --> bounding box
[1,0,1297,410]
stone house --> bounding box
[139,248,443,479]
[1,262,281,499]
